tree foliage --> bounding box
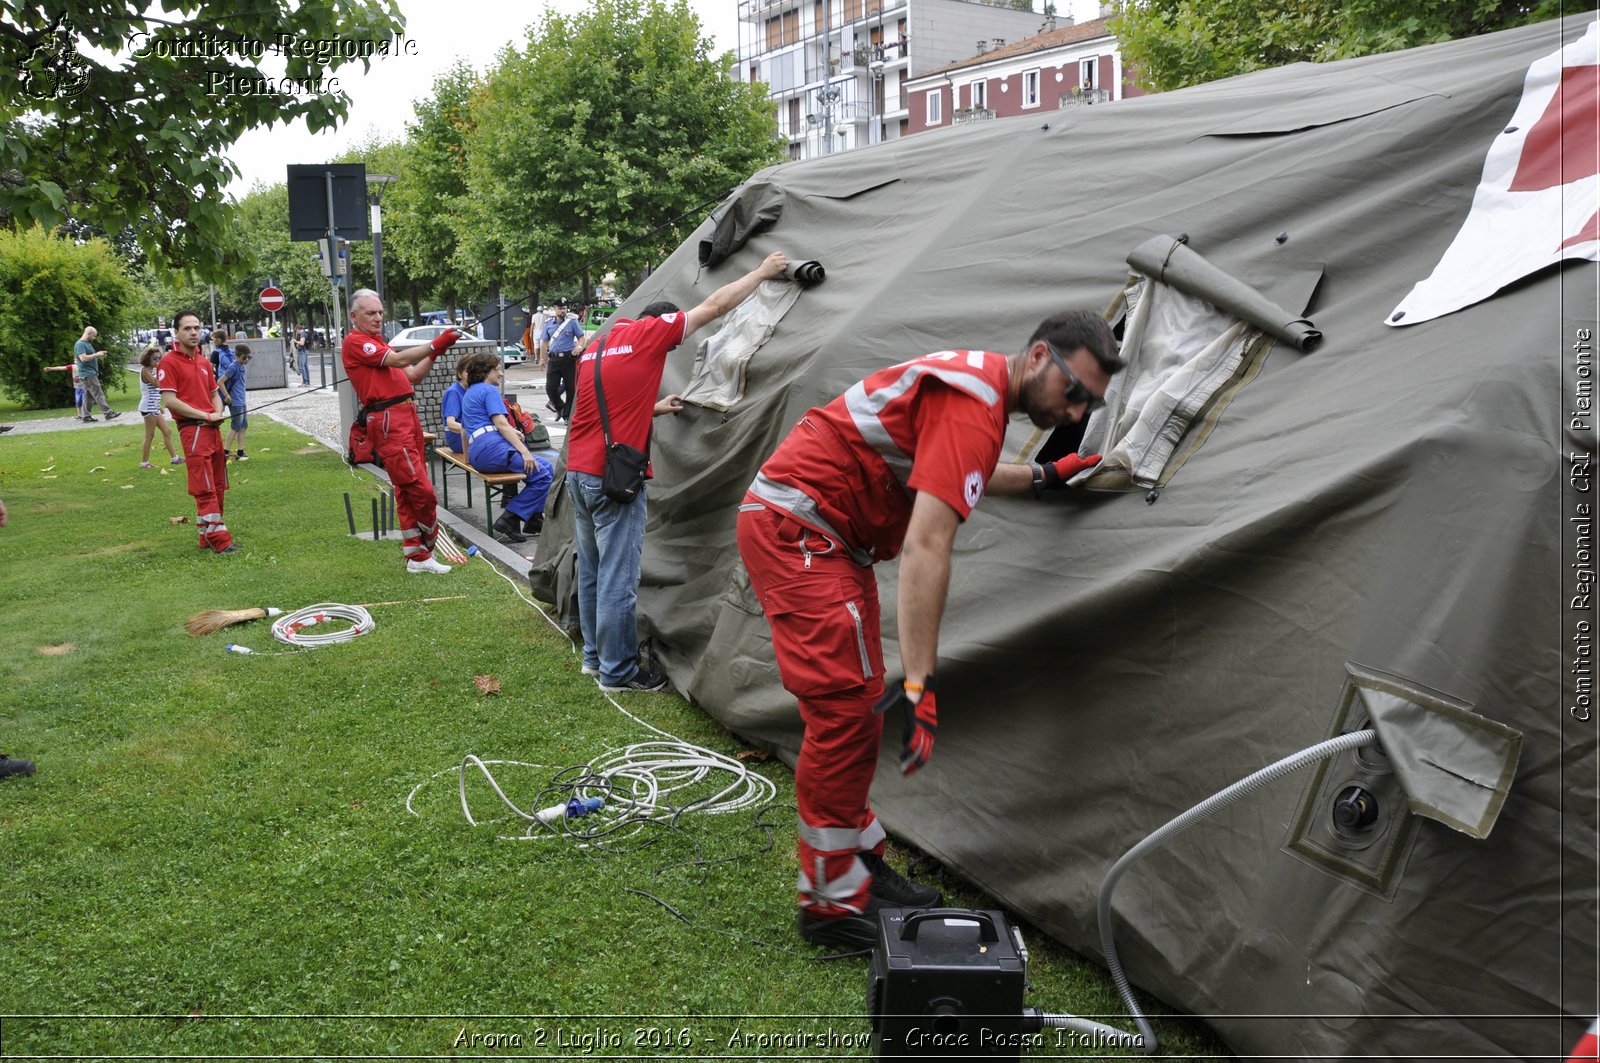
[1111,0,1568,91]
[0,0,405,281]
[384,63,482,315]
[460,0,783,295]
[0,226,135,407]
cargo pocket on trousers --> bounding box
[760,574,881,699]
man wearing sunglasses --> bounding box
[738,309,1124,950]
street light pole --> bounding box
[870,59,885,145]
[366,173,397,319]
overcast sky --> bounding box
[223,0,743,199]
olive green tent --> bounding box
[533,14,1598,1058]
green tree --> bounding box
[384,63,482,320]
[1111,0,1567,92]
[0,226,136,407]
[0,1,405,280]
[459,0,783,297]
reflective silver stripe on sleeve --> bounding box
[747,473,874,568]
[843,362,1003,487]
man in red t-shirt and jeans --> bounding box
[738,310,1124,949]
[566,250,789,692]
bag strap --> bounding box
[591,333,652,460]
[592,336,614,448]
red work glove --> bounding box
[1041,453,1101,489]
[430,327,463,355]
[875,676,938,776]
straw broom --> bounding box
[185,596,469,636]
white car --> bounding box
[389,325,526,365]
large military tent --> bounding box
[532,14,1598,1059]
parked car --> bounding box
[390,325,525,366]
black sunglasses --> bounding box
[1046,343,1106,412]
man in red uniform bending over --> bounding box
[158,310,234,553]
[342,288,462,574]
[737,309,1124,949]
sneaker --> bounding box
[216,544,239,554]
[492,512,527,543]
[235,452,249,462]
[862,852,942,908]
[0,754,36,780]
[407,557,453,574]
[140,461,155,469]
[797,897,887,951]
[599,664,669,693]
[81,416,98,423]
[581,662,600,676]
[170,456,185,464]
[105,410,121,419]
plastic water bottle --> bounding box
[224,644,254,655]
[466,545,479,557]
[534,795,605,825]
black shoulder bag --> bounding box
[593,337,650,504]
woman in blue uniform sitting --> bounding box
[440,352,474,454]
[462,353,554,543]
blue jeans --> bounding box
[567,470,648,685]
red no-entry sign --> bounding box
[259,286,285,313]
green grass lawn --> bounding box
[0,421,1229,1059]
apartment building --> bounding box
[902,16,1142,136]
[737,0,1052,159]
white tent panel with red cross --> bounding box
[1388,19,1599,326]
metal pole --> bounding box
[371,201,385,310]
[343,492,356,535]
[324,173,343,333]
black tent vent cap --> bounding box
[1332,785,1381,832]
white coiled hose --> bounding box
[270,603,375,648]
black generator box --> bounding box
[868,908,1032,1059]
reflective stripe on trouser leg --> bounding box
[792,686,885,913]
[737,503,887,916]
[373,406,437,563]
[183,425,232,550]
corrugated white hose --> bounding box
[270,603,375,647]
[1036,729,1379,1055]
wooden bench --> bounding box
[434,447,527,527]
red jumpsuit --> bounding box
[342,331,439,564]
[737,350,1011,919]
[156,348,232,551]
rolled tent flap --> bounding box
[1127,234,1324,352]
[1359,683,1523,840]
[698,181,787,270]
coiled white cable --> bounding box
[270,602,375,647]
[406,550,779,841]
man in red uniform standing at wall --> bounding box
[158,310,235,553]
[342,288,462,574]
[737,309,1125,949]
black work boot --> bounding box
[525,512,544,536]
[492,512,527,543]
[797,896,888,952]
[862,852,942,907]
